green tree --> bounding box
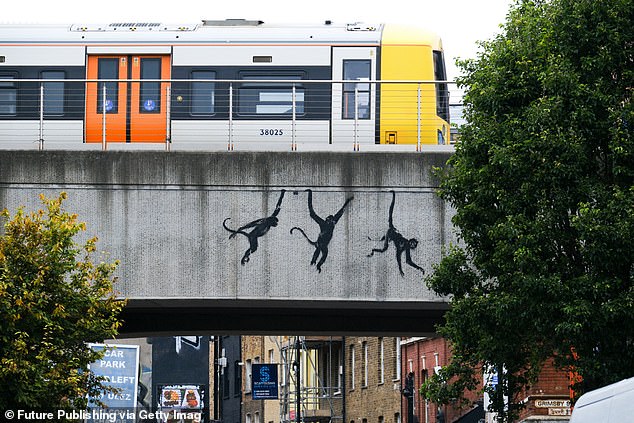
[0,193,125,410]
[421,0,633,420]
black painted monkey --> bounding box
[368,190,424,276]
[223,190,286,265]
[291,189,354,272]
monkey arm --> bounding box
[333,196,354,222]
[306,189,324,224]
[272,189,286,216]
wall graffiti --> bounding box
[222,190,286,265]
[174,336,201,354]
[290,189,354,273]
[367,190,425,276]
[222,189,426,276]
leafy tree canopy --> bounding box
[0,193,125,410]
[421,0,633,420]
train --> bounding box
[0,19,450,150]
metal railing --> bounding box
[0,79,462,151]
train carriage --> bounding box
[0,19,450,150]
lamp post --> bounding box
[402,372,415,423]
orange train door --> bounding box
[86,55,171,143]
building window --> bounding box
[350,344,356,390]
[378,337,384,385]
[238,74,304,115]
[394,413,401,423]
[0,75,17,116]
[255,412,260,423]
[343,60,371,119]
[41,71,65,116]
[246,414,252,423]
[191,70,215,115]
[362,341,368,388]
[394,337,401,380]
[336,346,343,393]
[246,359,253,393]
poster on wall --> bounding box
[157,384,205,423]
[87,343,139,423]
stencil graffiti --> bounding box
[223,190,286,265]
[368,191,424,276]
[290,189,354,273]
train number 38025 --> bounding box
[260,129,284,136]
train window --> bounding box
[97,58,119,114]
[343,60,371,119]
[41,71,65,116]
[433,51,450,123]
[190,71,216,116]
[238,75,304,116]
[140,58,161,114]
[0,75,17,116]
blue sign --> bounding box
[252,363,278,400]
[88,343,139,420]
[143,99,156,111]
[105,99,114,112]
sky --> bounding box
[2,0,513,81]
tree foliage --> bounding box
[421,0,633,420]
[0,193,125,410]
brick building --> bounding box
[401,337,483,423]
[227,335,572,423]
[402,337,572,423]
[346,337,403,423]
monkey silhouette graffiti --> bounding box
[291,189,354,272]
[368,191,424,276]
[223,190,286,265]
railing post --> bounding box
[228,83,234,151]
[291,83,297,151]
[354,86,359,151]
[102,83,107,151]
[39,83,44,151]
[417,83,422,152]
[165,84,172,151]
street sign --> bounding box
[87,343,139,421]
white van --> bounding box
[570,377,634,422]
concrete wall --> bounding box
[0,150,455,336]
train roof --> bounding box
[0,20,442,48]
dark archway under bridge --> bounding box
[0,148,455,337]
[119,299,449,338]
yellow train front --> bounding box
[0,20,450,149]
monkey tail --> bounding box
[290,226,317,246]
[223,217,246,239]
[389,190,396,228]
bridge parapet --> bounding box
[0,150,455,335]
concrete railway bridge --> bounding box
[0,149,456,337]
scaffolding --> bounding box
[275,336,344,423]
